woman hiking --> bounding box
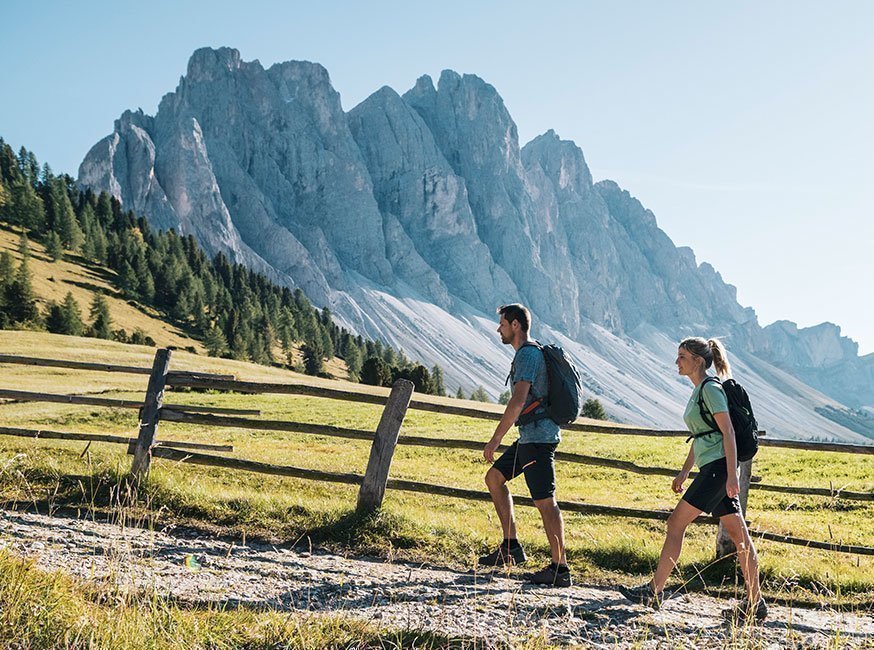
[619,337,767,624]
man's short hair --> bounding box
[497,304,531,332]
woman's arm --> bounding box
[714,411,740,498]
[672,446,696,493]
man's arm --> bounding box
[483,380,531,463]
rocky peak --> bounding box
[522,130,593,194]
[186,47,243,81]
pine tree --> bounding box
[360,356,392,387]
[0,179,8,211]
[498,390,511,405]
[7,178,45,232]
[343,343,363,381]
[45,231,63,261]
[60,292,84,335]
[302,342,325,376]
[0,252,14,287]
[119,261,139,296]
[18,231,30,258]
[203,325,229,357]
[455,386,466,400]
[6,258,40,323]
[470,386,491,403]
[404,365,429,394]
[582,398,608,420]
[88,294,112,339]
[431,364,446,396]
[44,301,66,333]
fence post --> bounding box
[357,379,414,515]
[130,348,172,483]
[716,458,753,558]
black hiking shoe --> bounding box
[618,582,664,610]
[525,563,572,587]
[722,597,768,625]
[478,542,527,567]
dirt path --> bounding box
[1,509,871,648]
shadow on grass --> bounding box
[578,545,657,576]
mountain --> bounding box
[78,47,873,443]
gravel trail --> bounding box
[1,509,871,648]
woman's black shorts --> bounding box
[492,441,557,501]
[682,457,741,517]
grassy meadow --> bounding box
[1,330,871,620]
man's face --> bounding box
[497,316,514,344]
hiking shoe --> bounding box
[478,543,527,567]
[722,597,768,624]
[618,582,663,610]
[526,563,573,587]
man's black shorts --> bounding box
[492,441,558,501]
[682,457,741,517]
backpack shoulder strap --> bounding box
[506,341,542,386]
[687,376,721,442]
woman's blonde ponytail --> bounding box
[708,338,732,379]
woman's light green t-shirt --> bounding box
[683,378,729,468]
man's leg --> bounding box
[533,496,566,565]
[485,467,517,540]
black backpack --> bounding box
[509,341,584,427]
[691,376,759,462]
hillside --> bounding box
[0,225,352,378]
[0,224,201,351]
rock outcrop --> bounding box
[78,48,873,441]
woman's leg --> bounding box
[719,512,761,603]
[652,499,703,593]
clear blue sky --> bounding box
[2,1,872,353]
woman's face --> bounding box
[676,346,702,377]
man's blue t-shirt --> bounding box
[512,343,561,444]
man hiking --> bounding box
[480,303,571,587]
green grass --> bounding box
[1,331,872,616]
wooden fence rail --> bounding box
[3,349,872,562]
[0,353,234,382]
[158,409,873,502]
[0,426,233,452]
[6,353,874,454]
[146,445,874,556]
[164,375,874,455]
[0,389,261,416]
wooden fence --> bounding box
[0,350,872,559]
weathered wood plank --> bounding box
[758,438,873,455]
[0,425,233,452]
[0,389,260,415]
[130,349,171,481]
[357,379,414,515]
